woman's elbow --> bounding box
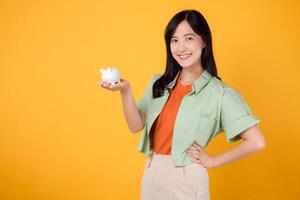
[129,124,145,134]
[240,126,266,151]
[253,133,266,151]
[256,137,266,150]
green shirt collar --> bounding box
[166,69,213,95]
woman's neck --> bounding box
[179,66,204,85]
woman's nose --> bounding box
[178,41,187,52]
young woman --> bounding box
[98,9,265,200]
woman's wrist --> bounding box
[120,83,131,95]
[211,156,218,168]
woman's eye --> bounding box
[187,37,193,40]
[171,39,177,43]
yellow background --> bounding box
[0,0,299,199]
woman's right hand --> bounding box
[97,78,131,93]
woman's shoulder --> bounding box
[209,77,241,97]
[149,73,241,96]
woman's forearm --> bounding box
[120,86,144,133]
[212,140,264,168]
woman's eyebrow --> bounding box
[171,33,196,38]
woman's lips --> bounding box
[178,53,192,60]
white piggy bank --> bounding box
[99,67,121,85]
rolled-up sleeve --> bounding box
[221,86,260,143]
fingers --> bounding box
[186,142,204,160]
[187,150,201,165]
[186,143,202,153]
[187,146,200,156]
[191,158,202,164]
[97,80,104,86]
[192,142,202,151]
[97,80,112,89]
[97,80,123,93]
[187,150,199,157]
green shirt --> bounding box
[136,70,260,167]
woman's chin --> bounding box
[179,63,194,68]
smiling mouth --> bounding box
[178,53,192,59]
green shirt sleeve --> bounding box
[221,86,260,143]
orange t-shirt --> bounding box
[150,76,193,155]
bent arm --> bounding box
[213,125,266,168]
[120,85,145,133]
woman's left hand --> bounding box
[186,142,216,169]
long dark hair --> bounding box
[153,9,221,98]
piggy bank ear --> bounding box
[99,68,105,73]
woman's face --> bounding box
[170,20,205,69]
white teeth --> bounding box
[179,54,191,58]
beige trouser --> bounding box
[141,152,210,200]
